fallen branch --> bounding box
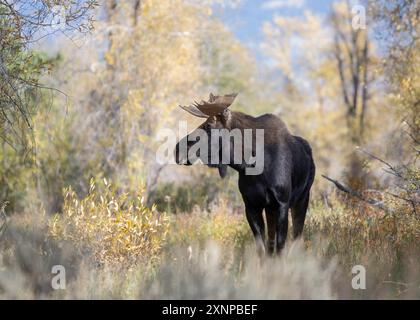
[321,175,395,215]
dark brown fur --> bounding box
[175,109,315,255]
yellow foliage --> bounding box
[169,198,251,249]
[49,179,169,266]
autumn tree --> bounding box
[0,0,97,147]
[370,0,419,141]
[0,1,97,212]
[262,10,349,190]
[262,1,396,193]
[331,1,370,142]
[30,0,259,211]
[312,0,419,214]
[330,1,374,188]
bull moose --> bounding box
[174,93,315,255]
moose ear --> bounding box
[220,108,232,127]
[218,164,228,179]
[209,92,215,102]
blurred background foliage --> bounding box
[0,0,419,299]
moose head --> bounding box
[174,93,239,178]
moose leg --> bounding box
[276,202,289,254]
[265,211,277,256]
[266,203,289,255]
[245,205,266,256]
[291,192,309,239]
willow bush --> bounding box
[49,179,169,267]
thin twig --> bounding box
[322,175,395,215]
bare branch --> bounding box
[322,174,395,215]
[357,148,404,179]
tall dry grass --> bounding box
[0,181,418,299]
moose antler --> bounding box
[179,104,208,118]
[179,93,238,118]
